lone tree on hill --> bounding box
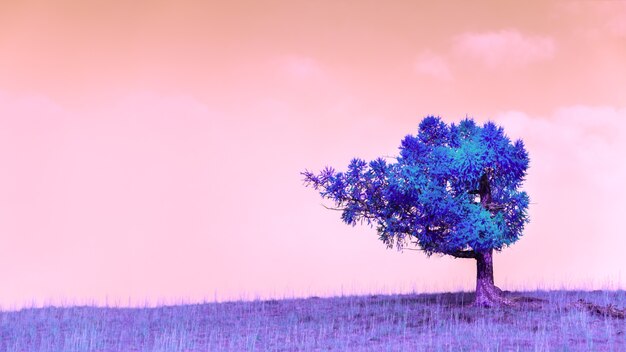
[302,116,530,307]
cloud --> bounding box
[494,106,626,277]
[497,105,626,152]
[454,29,555,69]
[496,105,626,238]
[413,51,453,81]
[496,105,626,190]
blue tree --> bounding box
[302,116,530,306]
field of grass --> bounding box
[0,289,624,351]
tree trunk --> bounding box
[469,169,511,307]
[474,248,511,307]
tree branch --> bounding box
[320,203,378,220]
[321,204,345,211]
[485,203,506,211]
[401,247,425,252]
[449,250,477,259]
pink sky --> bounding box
[0,1,625,309]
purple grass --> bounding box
[0,289,624,351]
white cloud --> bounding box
[492,106,626,284]
[496,107,625,242]
[454,29,555,69]
[413,51,453,81]
[497,106,626,177]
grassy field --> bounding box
[0,290,624,351]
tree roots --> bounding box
[572,299,625,319]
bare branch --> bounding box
[401,247,425,251]
[321,204,345,211]
[321,203,378,220]
[449,250,477,259]
[485,203,506,211]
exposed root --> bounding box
[511,296,549,303]
[474,287,553,308]
[473,297,514,308]
[511,296,549,306]
[473,283,514,308]
[572,299,625,319]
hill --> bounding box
[0,290,624,351]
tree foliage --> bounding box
[302,116,530,257]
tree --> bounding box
[301,116,530,307]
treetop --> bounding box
[303,116,530,257]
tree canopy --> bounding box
[302,116,530,258]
